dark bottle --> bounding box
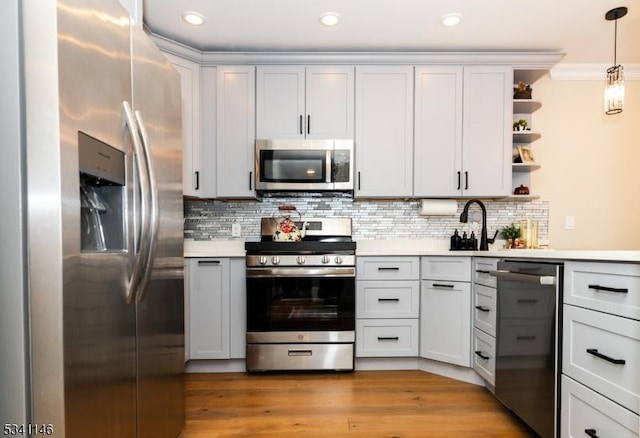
[461,232,468,250]
[450,229,461,250]
[470,231,478,251]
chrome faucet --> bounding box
[460,199,499,251]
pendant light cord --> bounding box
[613,16,618,66]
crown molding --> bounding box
[550,63,640,80]
[149,31,564,68]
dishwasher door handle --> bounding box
[490,270,556,286]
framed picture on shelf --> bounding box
[517,145,535,163]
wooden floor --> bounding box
[181,370,538,438]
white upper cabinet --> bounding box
[461,66,513,197]
[216,65,256,198]
[355,66,414,198]
[414,66,512,198]
[414,66,463,197]
[256,65,354,139]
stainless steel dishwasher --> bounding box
[490,260,563,438]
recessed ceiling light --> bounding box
[182,11,206,26]
[319,12,341,26]
[440,13,461,27]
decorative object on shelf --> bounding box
[512,119,528,131]
[516,145,535,163]
[604,6,628,115]
[513,80,532,99]
[513,184,530,195]
[500,222,521,249]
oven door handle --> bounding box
[246,267,356,278]
[490,270,556,286]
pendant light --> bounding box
[604,7,627,115]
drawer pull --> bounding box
[378,298,400,303]
[475,351,490,360]
[588,284,629,294]
[586,348,626,365]
[432,283,455,288]
[377,336,399,342]
[584,429,599,438]
[198,260,221,265]
[517,298,538,304]
[288,349,312,357]
[378,267,400,271]
[475,269,491,274]
[474,305,490,312]
[516,335,537,341]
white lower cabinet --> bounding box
[472,257,499,385]
[561,376,639,438]
[420,257,472,367]
[356,257,420,358]
[561,260,640,437]
[472,328,495,386]
[186,257,246,360]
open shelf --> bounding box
[513,99,542,113]
[512,163,541,172]
[513,131,541,142]
[504,194,541,201]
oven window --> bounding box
[247,276,355,332]
[260,150,326,183]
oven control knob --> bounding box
[321,255,331,264]
[258,256,268,265]
[296,256,306,265]
[334,256,344,265]
[271,256,281,265]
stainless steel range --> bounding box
[244,217,356,372]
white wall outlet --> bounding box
[565,216,575,230]
[231,222,241,237]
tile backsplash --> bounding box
[184,197,548,243]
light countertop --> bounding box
[184,239,640,263]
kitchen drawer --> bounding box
[357,257,420,280]
[564,261,640,321]
[474,257,499,288]
[561,375,639,438]
[563,304,640,414]
[474,283,497,337]
[473,328,496,386]
[499,286,556,319]
[421,256,471,282]
[357,280,420,319]
[497,318,552,356]
[356,319,419,357]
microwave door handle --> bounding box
[326,150,332,185]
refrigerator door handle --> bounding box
[134,110,159,303]
[123,101,151,304]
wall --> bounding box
[185,197,548,245]
[532,75,640,249]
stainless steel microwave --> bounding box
[255,139,354,192]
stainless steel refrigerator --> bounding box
[1,0,185,437]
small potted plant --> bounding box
[513,119,528,132]
[501,223,521,249]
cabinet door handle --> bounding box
[377,336,399,342]
[464,171,469,190]
[194,171,200,190]
[307,114,310,134]
[457,171,461,190]
[357,171,361,190]
[378,267,400,271]
[249,171,253,191]
[586,348,626,365]
[378,298,400,303]
[299,115,303,135]
[588,284,629,294]
[584,429,599,438]
[198,260,221,266]
[474,305,490,312]
[432,283,455,289]
[475,351,490,360]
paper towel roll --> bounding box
[418,199,458,216]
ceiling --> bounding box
[143,0,640,64]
